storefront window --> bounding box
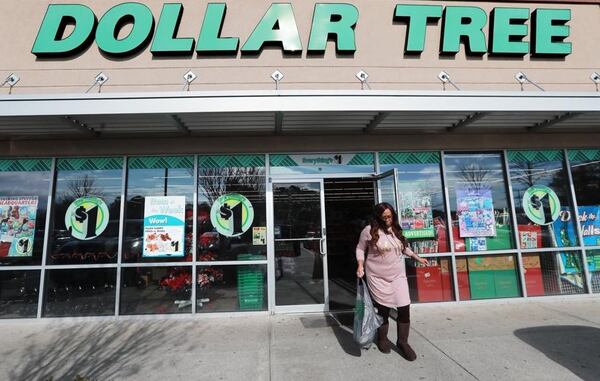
[380,152,448,254]
[43,268,116,317]
[198,155,267,262]
[0,159,52,266]
[522,251,586,296]
[508,150,579,249]
[123,156,194,263]
[456,254,521,300]
[568,149,600,247]
[406,257,454,302]
[120,266,192,314]
[48,158,123,265]
[269,153,374,175]
[586,250,600,293]
[0,270,40,318]
[444,153,515,252]
[196,264,267,312]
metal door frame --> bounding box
[267,178,329,313]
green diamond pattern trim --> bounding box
[129,156,193,169]
[269,155,298,167]
[0,159,51,172]
[380,152,440,165]
[507,150,563,163]
[198,155,265,168]
[568,149,600,163]
[347,153,374,166]
[57,157,123,171]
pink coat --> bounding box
[356,225,414,308]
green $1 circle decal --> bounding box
[65,196,110,240]
[210,193,254,237]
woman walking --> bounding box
[356,202,428,360]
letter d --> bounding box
[32,4,97,57]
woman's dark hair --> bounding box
[369,202,408,247]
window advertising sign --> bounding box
[522,185,561,226]
[0,197,38,257]
[399,192,434,239]
[210,193,254,237]
[456,187,496,238]
[579,205,600,246]
[65,196,109,240]
[143,196,186,257]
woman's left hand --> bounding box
[416,256,428,265]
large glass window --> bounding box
[123,156,194,263]
[444,153,515,252]
[120,266,192,315]
[406,257,454,302]
[43,268,116,317]
[197,155,267,262]
[196,264,267,312]
[48,158,123,265]
[0,270,40,318]
[522,251,586,296]
[456,254,521,300]
[0,159,52,266]
[380,152,448,254]
[269,153,374,175]
[508,150,578,249]
[568,149,600,247]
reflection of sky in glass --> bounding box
[55,169,123,203]
[0,172,51,197]
[444,153,509,209]
[127,168,193,198]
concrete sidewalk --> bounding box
[1,296,599,381]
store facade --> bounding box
[0,0,599,318]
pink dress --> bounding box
[355,226,414,308]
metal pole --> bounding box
[192,155,199,313]
[37,158,56,319]
[440,151,460,301]
[114,156,127,317]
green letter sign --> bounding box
[308,3,359,54]
[490,8,529,55]
[241,4,302,54]
[96,2,154,56]
[197,3,239,54]
[151,3,194,55]
[394,4,442,53]
[32,4,96,57]
[533,9,571,56]
[442,6,487,55]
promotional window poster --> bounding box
[399,192,435,239]
[578,205,600,247]
[456,187,496,238]
[552,205,599,272]
[143,196,186,257]
[0,196,38,257]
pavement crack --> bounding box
[411,326,481,381]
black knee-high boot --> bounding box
[396,322,417,361]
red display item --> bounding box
[518,225,543,249]
[415,265,444,302]
[434,217,448,253]
[441,261,453,300]
[452,224,466,252]
[456,258,470,300]
[523,254,544,296]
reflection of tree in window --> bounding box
[198,167,265,205]
[63,174,105,200]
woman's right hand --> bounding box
[356,265,364,278]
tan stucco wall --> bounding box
[1,0,599,95]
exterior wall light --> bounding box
[1,73,20,94]
[437,71,460,91]
[356,70,371,90]
[515,71,545,91]
[183,70,197,91]
[85,72,109,93]
[271,70,284,90]
[590,72,600,91]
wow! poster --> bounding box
[456,187,496,238]
[143,196,186,258]
[0,196,38,257]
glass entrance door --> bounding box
[271,180,328,312]
[373,169,400,207]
